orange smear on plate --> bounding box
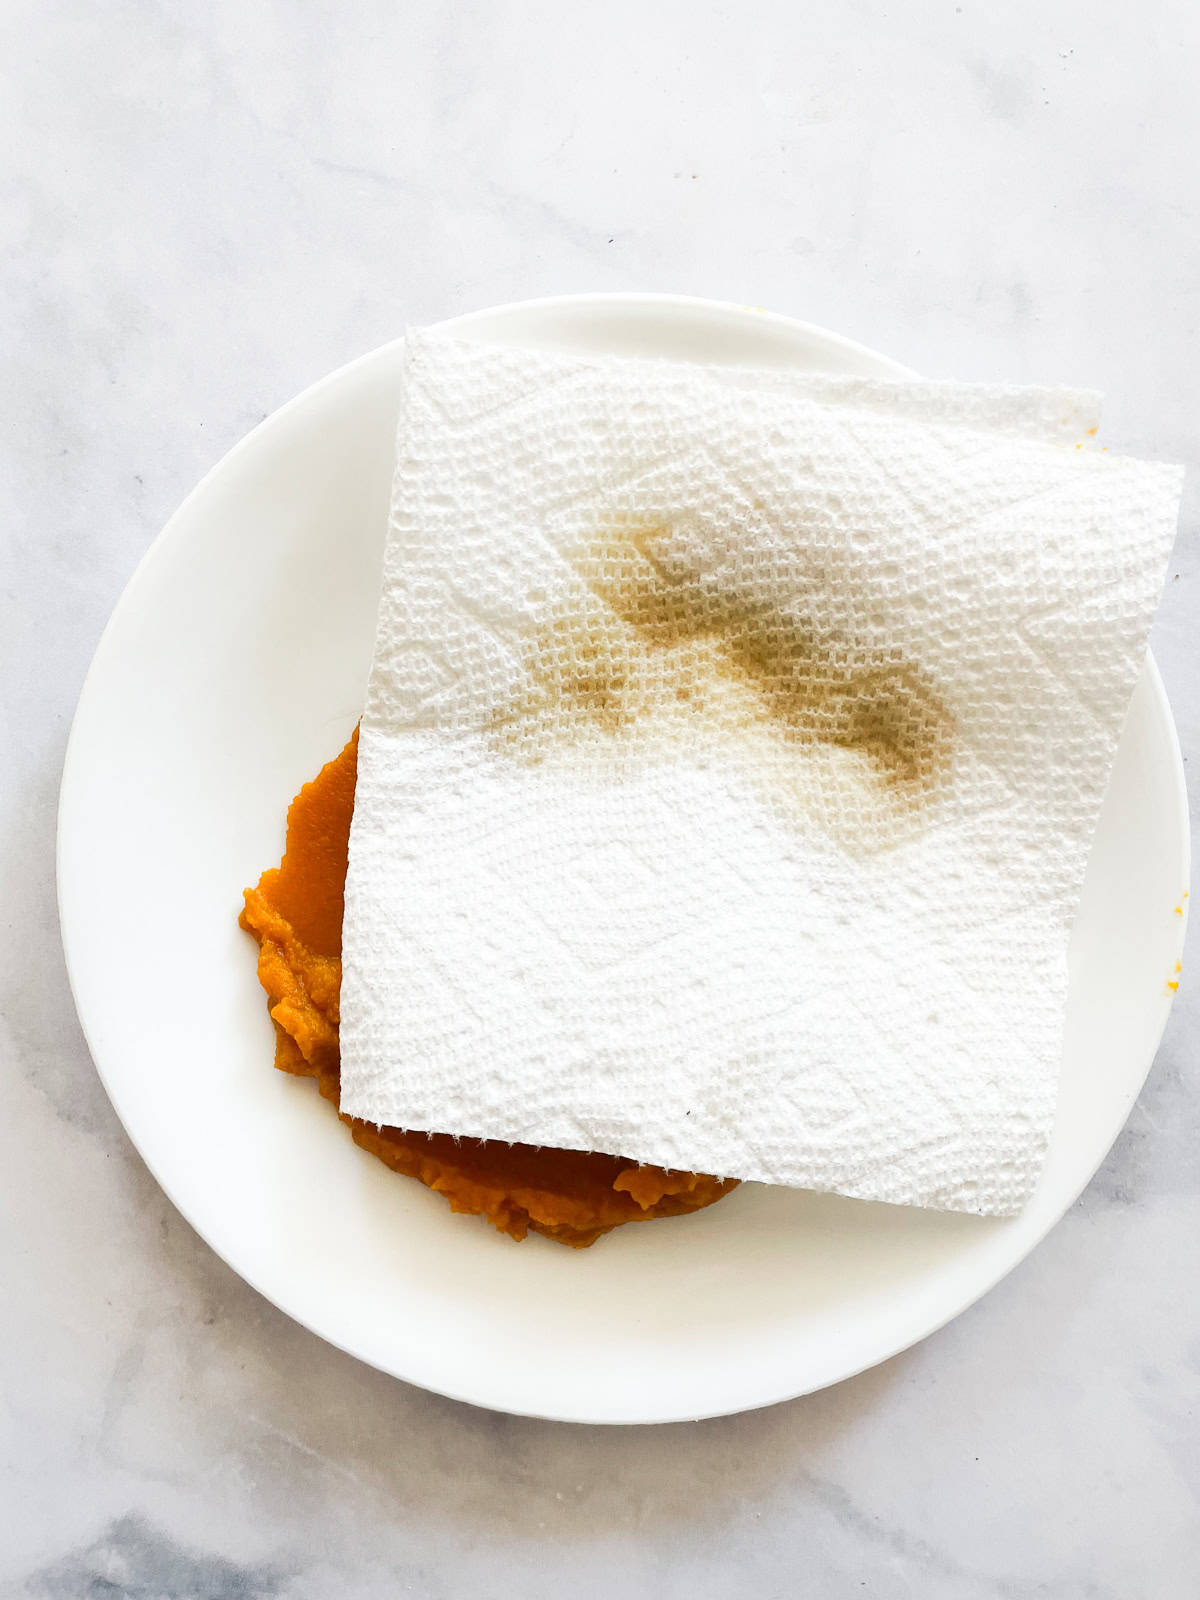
[239,730,736,1247]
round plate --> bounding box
[58,295,1190,1424]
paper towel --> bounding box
[339,329,1182,1214]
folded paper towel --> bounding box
[339,329,1181,1215]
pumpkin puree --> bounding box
[239,730,737,1246]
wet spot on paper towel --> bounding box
[486,524,955,846]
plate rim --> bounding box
[57,293,1190,1423]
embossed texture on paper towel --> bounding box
[339,330,1181,1214]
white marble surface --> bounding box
[3,2,1198,1594]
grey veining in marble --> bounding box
[2,2,1197,1596]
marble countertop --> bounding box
[3,3,1197,1595]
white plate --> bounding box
[58,295,1190,1424]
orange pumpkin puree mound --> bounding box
[239,729,737,1247]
